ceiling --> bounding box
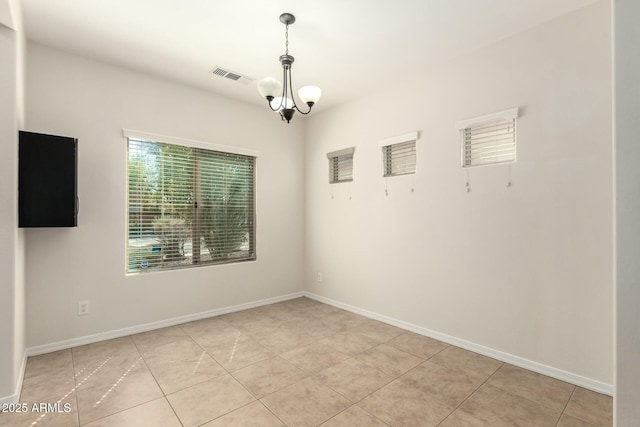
[20,0,598,113]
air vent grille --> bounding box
[210,67,253,85]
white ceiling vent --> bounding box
[210,66,254,85]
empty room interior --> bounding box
[1,0,638,426]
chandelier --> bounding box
[257,13,321,124]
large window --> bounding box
[127,137,255,272]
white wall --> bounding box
[0,0,25,403]
[614,0,640,423]
[305,1,612,386]
[25,43,305,348]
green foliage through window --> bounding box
[127,138,255,272]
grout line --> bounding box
[554,386,577,427]
[164,396,185,427]
[485,366,580,417]
[435,361,505,426]
[71,349,81,427]
[556,386,596,427]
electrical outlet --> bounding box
[78,300,89,316]
[317,272,323,283]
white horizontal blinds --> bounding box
[127,138,255,273]
[459,108,518,168]
[327,147,355,183]
[128,139,194,272]
[383,141,416,176]
[197,149,255,263]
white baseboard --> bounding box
[304,292,613,396]
[0,350,27,405]
[23,290,612,397]
[27,292,305,357]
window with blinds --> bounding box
[458,108,518,168]
[380,132,417,177]
[127,137,255,273]
[327,147,355,183]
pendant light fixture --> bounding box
[257,13,321,123]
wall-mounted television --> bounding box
[19,131,78,227]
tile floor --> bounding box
[0,297,612,426]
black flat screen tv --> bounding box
[19,131,78,227]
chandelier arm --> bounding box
[266,99,279,112]
[295,106,313,115]
[287,66,312,115]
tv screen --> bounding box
[19,131,78,227]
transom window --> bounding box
[380,132,418,177]
[327,147,355,184]
[458,108,518,168]
[126,136,256,272]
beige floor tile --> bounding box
[179,317,229,336]
[220,308,278,328]
[557,414,598,427]
[71,337,139,368]
[148,352,227,394]
[284,318,341,339]
[321,311,368,331]
[167,374,255,427]
[139,338,204,368]
[232,356,306,398]
[201,401,284,426]
[24,349,73,380]
[320,331,380,356]
[130,326,189,353]
[429,346,502,383]
[208,338,274,371]
[440,383,560,427]
[399,360,482,407]
[238,318,284,336]
[261,377,350,427]
[20,365,76,403]
[76,363,163,425]
[349,320,405,342]
[353,344,423,377]
[387,332,449,359]
[253,328,316,354]
[487,364,574,412]
[74,352,146,390]
[321,406,388,426]
[83,397,181,426]
[189,325,253,351]
[281,342,349,373]
[564,387,613,426]
[313,358,394,403]
[0,392,78,427]
[358,379,454,426]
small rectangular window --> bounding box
[458,108,518,168]
[380,132,418,177]
[327,147,355,183]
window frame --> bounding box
[379,131,418,177]
[457,108,518,168]
[326,147,355,184]
[124,130,258,273]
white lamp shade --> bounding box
[257,77,283,98]
[270,96,294,111]
[298,85,322,104]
